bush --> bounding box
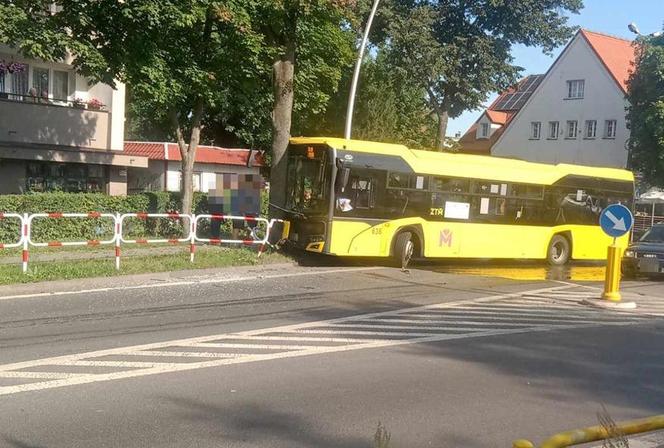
[0,192,210,244]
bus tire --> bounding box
[547,234,571,266]
[394,231,415,270]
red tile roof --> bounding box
[580,29,636,93]
[485,110,511,125]
[458,111,517,154]
[124,142,265,167]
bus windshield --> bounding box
[285,146,330,215]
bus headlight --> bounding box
[624,250,635,258]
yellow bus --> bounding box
[282,137,634,267]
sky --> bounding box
[446,0,664,138]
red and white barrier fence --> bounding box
[118,213,194,269]
[0,213,25,250]
[0,211,288,273]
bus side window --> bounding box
[350,176,375,209]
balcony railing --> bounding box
[0,93,111,150]
[0,92,107,112]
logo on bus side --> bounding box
[439,229,453,247]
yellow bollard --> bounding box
[512,439,535,448]
[601,242,622,302]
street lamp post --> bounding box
[628,22,663,38]
[344,0,381,140]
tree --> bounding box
[67,1,264,214]
[247,0,356,214]
[387,0,583,150]
[627,33,664,186]
[2,1,263,214]
[313,48,438,149]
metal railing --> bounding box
[513,414,664,447]
[0,92,107,111]
[0,211,290,273]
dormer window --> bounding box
[478,122,489,139]
[566,80,585,99]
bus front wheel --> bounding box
[547,235,571,266]
[394,232,415,270]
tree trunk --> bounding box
[171,100,204,215]
[436,110,449,151]
[269,41,296,217]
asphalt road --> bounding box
[0,262,663,448]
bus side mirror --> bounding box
[335,165,350,194]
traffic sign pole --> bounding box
[598,204,634,303]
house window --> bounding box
[604,120,617,139]
[479,122,489,138]
[32,67,49,99]
[584,120,597,139]
[530,122,541,139]
[566,80,585,99]
[566,120,578,139]
[548,121,559,139]
[52,70,69,101]
[0,73,5,95]
[10,66,29,99]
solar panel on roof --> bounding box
[491,75,543,111]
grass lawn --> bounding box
[0,247,291,285]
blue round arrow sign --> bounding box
[599,204,634,238]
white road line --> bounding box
[0,320,642,396]
[354,318,536,327]
[0,266,381,302]
[217,335,388,343]
[0,285,579,375]
[0,284,649,396]
[0,371,82,379]
[325,323,522,331]
[292,329,477,337]
[190,342,313,350]
[128,351,242,358]
[403,310,637,322]
[67,360,180,368]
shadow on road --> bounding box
[1,436,48,448]
[157,396,372,448]
[400,320,664,415]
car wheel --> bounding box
[547,235,570,266]
[393,232,414,270]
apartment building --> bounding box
[0,45,147,195]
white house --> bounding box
[0,45,147,195]
[459,30,635,168]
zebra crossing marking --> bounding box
[0,284,658,397]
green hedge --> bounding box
[0,192,209,244]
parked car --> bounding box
[622,223,664,278]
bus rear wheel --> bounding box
[547,235,571,266]
[393,231,415,270]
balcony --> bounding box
[0,94,111,150]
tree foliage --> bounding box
[627,33,664,186]
[385,0,583,149]
[313,48,438,149]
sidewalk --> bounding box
[0,262,302,299]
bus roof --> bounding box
[289,137,634,185]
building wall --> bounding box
[108,166,128,196]
[166,161,260,193]
[0,100,111,150]
[0,160,26,194]
[491,36,629,168]
[0,48,125,152]
[127,160,165,193]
